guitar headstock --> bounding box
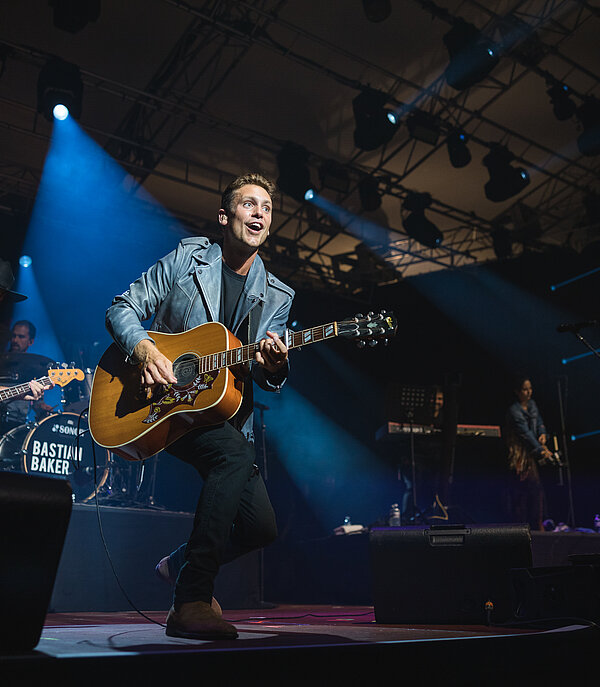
[338,310,397,348]
[48,366,85,387]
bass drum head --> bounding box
[21,412,110,503]
[0,423,32,472]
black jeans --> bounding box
[167,422,277,606]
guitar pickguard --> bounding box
[142,370,220,424]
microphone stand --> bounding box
[570,330,600,360]
[556,377,576,527]
[254,401,277,609]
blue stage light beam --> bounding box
[22,115,189,357]
[306,192,392,248]
[254,384,392,531]
[561,348,600,365]
[571,429,600,441]
[550,266,600,292]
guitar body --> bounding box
[89,322,244,461]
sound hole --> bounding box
[173,353,199,386]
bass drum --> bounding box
[21,412,110,503]
[0,423,33,472]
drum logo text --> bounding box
[29,439,81,475]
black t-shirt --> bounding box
[219,260,248,340]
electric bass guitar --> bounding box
[88,311,397,461]
[0,366,84,402]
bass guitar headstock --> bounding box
[338,310,397,348]
[48,365,85,387]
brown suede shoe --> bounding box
[166,601,238,640]
[155,556,223,617]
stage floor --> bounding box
[2,605,597,686]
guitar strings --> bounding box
[169,324,335,378]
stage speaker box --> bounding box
[0,472,72,652]
[369,523,532,625]
[510,554,600,624]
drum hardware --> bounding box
[0,412,110,503]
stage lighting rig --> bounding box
[361,0,391,22]
[358,176,382,212]
[37,57,83,121]
[443,18,499,91]
[483,144,530,203]
[49,0,101,33]
[446,130,471,168]
[318,160,350,194]
[406,111,441,146]
[547,83,576,121]
[576,96,600,157]
[402,192,442,249]
[352,88,399,151]
[276,141,312,203]
[491,224,513,260]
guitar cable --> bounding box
[72,410,166,629]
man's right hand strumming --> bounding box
[133,339,178,387]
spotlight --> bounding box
[446,130,471,168]
[406,111,441,145]
[576,96,600,157]
[547,83,576,122]
[358,176,382,212]
[19,255,32,268]
[318,160,350,194]
[304,189,315,201]
[50,0,101,34]
[52,103,69,121]
[361,0,391,22]
[352,88,399,151]
[443,18,500,91]
[402,192,442,249]
[483,144,530,202]
[276,142,312,203]
[37,57,83,122]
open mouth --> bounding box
[246,222,263,234]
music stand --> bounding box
[386,384,437,523]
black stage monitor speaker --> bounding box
[0,472,72,652]
[369,523,532,625]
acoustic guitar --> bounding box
[88,311,397,461]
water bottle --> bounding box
[388,503,401,527]
[594,514,600,533]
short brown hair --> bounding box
[221,173,277,215]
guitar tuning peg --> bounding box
[356,340,366,349]
[355,313,364,320]
[369,340,378,347]
[383,339,389,346]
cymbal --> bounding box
[0,352,56,379]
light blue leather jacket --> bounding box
[105,237,294,442]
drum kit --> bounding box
[0,352,159,507]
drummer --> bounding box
[0,259,53,434]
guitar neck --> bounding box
[197,322,338,374]
[0,375,51,403]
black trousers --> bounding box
[167,422,277,606]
